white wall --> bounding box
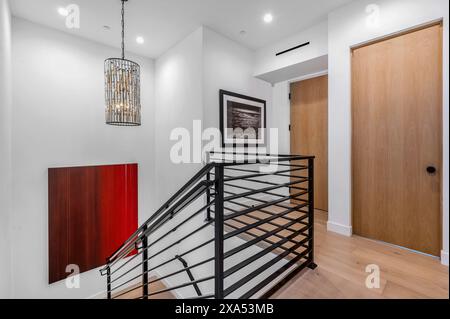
[254,21,328,84]
[155,27,204,205]
[149,27,284,299]
[271,71,329,156]
[327,0,449,264]
[11,18,156,298]
[0,0,12,298]
[260,20,329,155]
[155,26,275,202]
[203,27,274,145]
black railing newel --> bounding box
[205,171,212,222]
[107,267,112,299]
[307,158,317,270]
[142,224,149,299]
[214,164,225,299]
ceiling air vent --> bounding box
[276,42,310,56]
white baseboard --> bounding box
[441,250,449,266]
[327,221,353,237]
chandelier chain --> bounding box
[121,0,125,59]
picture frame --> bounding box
[219,90,267,147]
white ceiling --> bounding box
[10,0,352,59]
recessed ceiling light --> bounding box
[263,13,273,23]
[136,36,145,44]
[58,7,69,17]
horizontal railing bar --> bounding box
[225,199,301,224]
[224,239,311,297]
[223,203,308,234]
[222,220,306,260]
[148,237,214,274]
[211,172,308,192]
[216,159,309,167]
[224,202,308,240]
[110,221,214,285]
[224,170,308,183]
[221,183,308,207]
[224,226,311,280]
[150,257,214,286]
[225,179,307,192]
[222,200,304,230]
[223,179,308,202]
[146,219,213,261]
[240,248,311,299]
[225,166,307,175]
[215,208,307,254]
[225,170,309,182]
[209,151,314,160]
[213,197,306,231]
[224,191,309,221]
[111,256,215,293]
[271,173,311,180]
[224,216,309,260]
[220,200,308,235]
[276,163,308,168]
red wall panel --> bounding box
[48,164,138,284]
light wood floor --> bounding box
[113,210,448,299]
[272,211,449,299]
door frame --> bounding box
[287,70,328,87]
[350,21,444,255]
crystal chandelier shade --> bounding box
[104,0,141,126]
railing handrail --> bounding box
[208,152,314,166]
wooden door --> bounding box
[352,24,442,256]
[290,75,328,211]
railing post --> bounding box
[107,267,112,299]
[142,225,149,299]
[214,165,224,299]
[307,158,317,270]
[205,171,212,222]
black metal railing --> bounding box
[100,153,316,299]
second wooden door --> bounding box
[290,75,328,211]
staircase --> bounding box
[100,152,316,299]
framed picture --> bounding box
[220,90,266,147]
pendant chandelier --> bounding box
[105,0,141,126]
